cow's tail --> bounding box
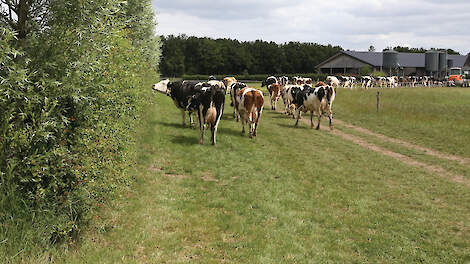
[206,88,217,124]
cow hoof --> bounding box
[316,126,320,130]
[249,134,253,139]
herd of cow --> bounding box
[327,75,444,89]
[152,76,335,146]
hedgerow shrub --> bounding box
[0,0,160,257]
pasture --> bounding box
[19,84,470,263]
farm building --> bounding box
[316,50,469,77]
[464,55,470,71]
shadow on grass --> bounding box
[154,121,197,129]
[270,114,294,120]
[277,123,312,130]
[171,135,197,146]
[218,127,242,137]
[221,114,236,121]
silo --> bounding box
[438,52,447,72]
[425,50,439,72]
[383,50,399,69]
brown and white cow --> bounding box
[230,82,248,121]
[223,77,237,94]
[267,83,282,110]
[235,87,264,138]
[326,76,341,88]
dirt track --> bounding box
[276,108,470,187]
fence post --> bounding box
[377,90,380,112]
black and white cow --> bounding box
[284,84,308,117]
[261,76,278,87]
[279,76,289,86]
[152,79,200,127]
[230,82,248,121]
[187,82,226,145]
[361,76,373,89]
[292,85,335,130]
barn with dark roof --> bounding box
[316,50,469,76]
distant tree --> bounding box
[386,46,460,55]
[445,48,460,55]
[159,35,342,76]
[160,35,185,76]
[368,45,376,52]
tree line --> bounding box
[160,35,343,77]
[386,46,460,55]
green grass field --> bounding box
[11,85,470,263]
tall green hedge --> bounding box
[0,0,160,256]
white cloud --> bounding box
[153,0,470,54]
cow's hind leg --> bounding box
[210,124,216,146]
[294,110,300,127]
[198,109,204,144]
[316,113,321,130]
[189,112,193,127]
[211,104,223,146]
[253,111,261,137]
[241,114,246,135]
[310,111,314,129]
[328,109,334,130]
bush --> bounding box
[360,65,372,76]
[371,71,386,78]
[0,0,160,257]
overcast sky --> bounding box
[152,0,470,54]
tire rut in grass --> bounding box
[274,109,470,187]
[334,119,470,167]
